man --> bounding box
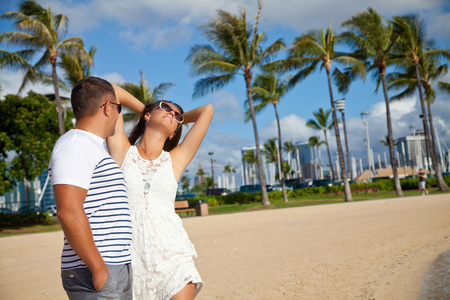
[48,77,132,299]
[418,168,428,196]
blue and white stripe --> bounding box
[61,157,132,270]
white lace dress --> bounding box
[121,146,203,299]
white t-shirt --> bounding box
[49,129,132,269]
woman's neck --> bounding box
[138,130,166,157]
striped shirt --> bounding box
[49,129,132,270]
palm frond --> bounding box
[0,49,32,70]
[192,73,236,98]
[153,82,175,100]
[438,81,450,94]
[288,61,319,88]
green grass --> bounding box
[0,188,446,237]
[207,189,440,215]
[0,222,62,237]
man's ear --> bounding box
[100,102,112,117]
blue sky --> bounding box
[1,0,449,184]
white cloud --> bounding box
[186,132,248,182]
[342,97,419,158]
[261,0,440,30]
[260,114,316,144]
[336,95,450,162]
[0,70,63,99]
[424,9,450,41]
[39,0,449,50]
[100,72,127,85]
[210,91,244,123]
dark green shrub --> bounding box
[400,177,418,190]
[217,192,261,205]
[325,185,340,193]
[373,179,390,191]
[0,212,53,228]
[444,175,450,186]
[268,190,283,200]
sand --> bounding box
[1,194,449,300]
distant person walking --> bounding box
[418,168,428,196]
[106,84,213,299]
[48,77,132,299]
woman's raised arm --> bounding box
[106,83,145,166]
[171,104,214,181]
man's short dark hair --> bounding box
[71,77,116,119]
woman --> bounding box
[107,83,214,299]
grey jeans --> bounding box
[61,264,132,299]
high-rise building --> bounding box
[396,130,432,170]
[241,146,272,186]
[293,141,315,180]
[240,140,331,186]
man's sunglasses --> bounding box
[155,101,184,123]
[100,101,122,114]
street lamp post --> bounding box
[335,98,351,179]
[361,111,373,181]
[419,114,431,171]
[208,152,215,191]
[409,125,418,170]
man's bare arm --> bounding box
[54,184,108,291]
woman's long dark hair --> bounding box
[128,100,184,152]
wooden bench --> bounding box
[174,200,195,217]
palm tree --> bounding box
[438,81,450,93]
[196,168,206,185]
[263,138,278,163]
[390,14,449,192]
[39,44,97,99]
[0,0,92,136]
[223,162,237,190]
[380,134,398,146]
[245,71,290,202]
[186,1,284,205]
[281,161,291,182]
[389,47,449,177]
[263,138,280,184]
[60,45,97,88]
[341,8,403,196]
[181,175,190,192]
[308,135,325,179]
[119,70,175,121]
[242,150,258,185]
[306,108,335,180]
[283,25,364,201]
[283,141,302,180]
[283,141,294,179]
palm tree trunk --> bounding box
[274,103,288,202]
[326,69,352,201]
[380,70,403,196]
[245,73,270,205]
[415,66,448,191]
[427,103,448,191]
[52,63,65,136]
[342,111,351,178]
[323,130,334,180]
[317,145,323,179]
[296,148,302,180]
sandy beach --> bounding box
[1,194,449,299]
